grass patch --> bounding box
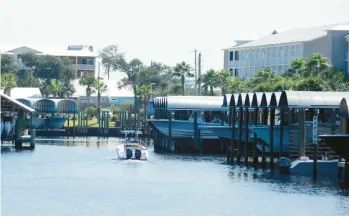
[64,119,115,128]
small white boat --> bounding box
[116,130,148,160]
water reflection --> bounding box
[2,137,349,216]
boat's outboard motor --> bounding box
[278,157,292,173]
[126,149,133,159]
[135,149,142,159]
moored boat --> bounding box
[45,117,67,129]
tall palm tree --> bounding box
[200,69,217,96]
[93,79,108,122]
[173,61,193,96]
[93,79,108,95]
[79,75,96,104]
[1,73,18,96]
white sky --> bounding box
[1,0,349,75]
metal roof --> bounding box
[16,98,38,108]
[251,92,264,108]
[10,87,42,98]
[243,93,253,107]
[20,98,79,113]
[222,94,232,107]
[230,24,347,49]
[260,92,273,108]
[165,96,224,110]
[0,93,36,113]
[270,92,282,107]
[229,94,239,107]
[278,91,349,108]
[57,100,79,113]
[4,45,98,57]
[237,93,254,107]
[339,98,349,118]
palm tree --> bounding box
[173,61,193,96]
[200,69,217,96]
[170,84,182,96]
[49,80,63,98]
[284,58,306,79]
[306,53,331,77]
[79,75,96,104]
[93,79,108,122]
[93,79,108,95]
[1,73,18,96]
[216,69,231,95]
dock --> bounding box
[148,91,349,187]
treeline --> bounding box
[1,53,76,97]
[200,53,349,96]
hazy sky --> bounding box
[1,0,349,74]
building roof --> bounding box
[0,93,36,113]
[10,88,42,98]
[226,24,349,49]
[278,91,349,108]
[155,96,225,111]
[2,45,98,57]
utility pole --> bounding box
[194,49,197,96]
[97,62,101,130]
[198,53,201,96]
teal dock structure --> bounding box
[1,93,36,149]
[149,96,227,153]
[16,98,79,135]
[320,97,349,187]
[150,92,348,165]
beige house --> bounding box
[4,45,98,78]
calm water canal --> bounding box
[1,137,349,216]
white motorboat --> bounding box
[116,130,148,160]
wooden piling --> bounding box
[312,109,318,178]
[262,108,268,165]
[168,111,172,151]
[237,107,243,163]
[269,108,275,166]
[73,113,76,137]
[299,109,306,157]
[231,107,236,164]
[279,108,284,158]
[253,108,258,165]
[345,159,349,186]
[244,107,249,164]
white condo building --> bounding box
[223,24,349,79]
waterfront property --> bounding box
[16,97,79,130]
[223,24,349,78]
[1,93,36,149]
[149,91,349,177]
[3,45,99,78]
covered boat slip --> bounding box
[150,91,348,161]
[16,98,79,130]
[320,97,349,160]
[1,93,36,149]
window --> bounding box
[88,59,94,65]
[234,68,239,77]
[235,51,239,60]
[229,51,234,61]
[81,58,87,64]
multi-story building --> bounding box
[223,24,349,79]
[4,45,98,78]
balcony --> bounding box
[74,64,95,71]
